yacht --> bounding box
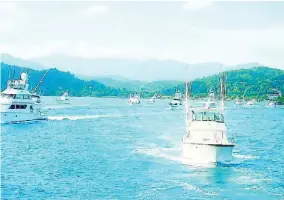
[266,101,276,108]
[246,100,254,105]
[182,74,235,164]
[58,91,69,101]
[244,99,257,108]
[234,98,242,106]
[0,73,47,123]
[202,89,217,109]
[169,91,183,108]
[128,93,140,105]
[147,94,156,103]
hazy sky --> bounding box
[1,1,284,68]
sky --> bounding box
[1,1,284,69]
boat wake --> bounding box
[135,146,217,167]
[43,104,89,110]
[135,146,182,163]
[176,181,218,196]
[47,114,121,121]
[136,145,243,167]
[233,154,259,160]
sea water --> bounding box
[1,97,284,200]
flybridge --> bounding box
[7,80,29,90]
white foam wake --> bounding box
[233,154,259,160]
[48,114,120,121]
[43,104,89,110]
[136,146,221,168]
[178,182,218,196]
[135,147,182,163]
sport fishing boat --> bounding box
[169,91,183,108]
[0,72,47,123]
[182,73,235,164]
[58,91,69,101]
[128,93,140,105]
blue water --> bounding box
[1,97,284,200]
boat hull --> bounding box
[0,112,47,123]
[182,142,234,164]
[128,99,140,105]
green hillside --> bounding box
[1,63,283,100]
[1,63,130,97]
[189,67,284,100]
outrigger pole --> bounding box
[185,67,190,133]
[32,70,49,94]
[220,71,225,113]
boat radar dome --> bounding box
[21,73,28,82]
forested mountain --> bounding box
[175,67,284,100]
[1,62,283,100]
[0,63,129,97]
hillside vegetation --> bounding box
[1,63,283,100]
[189,67,284,100]
[1,63,129,97]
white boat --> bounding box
[234,98,242,106]
[243,99,257,108]
[182,73,235,164]
[169,91,183,108]
[0,73,47,123]
[128,93,140,105]
[246,100,254,105]
[147,94,156,103]
[58,91,69,101]
[266,101,276,108]
[201,89,217,109]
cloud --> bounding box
[2,27,284,70]
[80,5,108,17]
[0,2,20,31]
[182,0,213,11]
[0,2,18,15]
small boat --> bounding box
[169,91,183,108]
[147,94,156,103]
[234,98,242,106]
[266,101,276,108]
[58,91,69,101]
[182,73,235,164]
[201,89,217,109]
[246,100,254,105]
[0,72,47,123]
[243,99,257,108]
[128,93,140,105]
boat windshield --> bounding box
[1,94,15,99]
[192,111,224,123]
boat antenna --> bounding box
[32,69,49,94]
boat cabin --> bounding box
[173,92,182,100]
[1,93,31,100]
[191,110,224,123]
[7,80,29,90]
